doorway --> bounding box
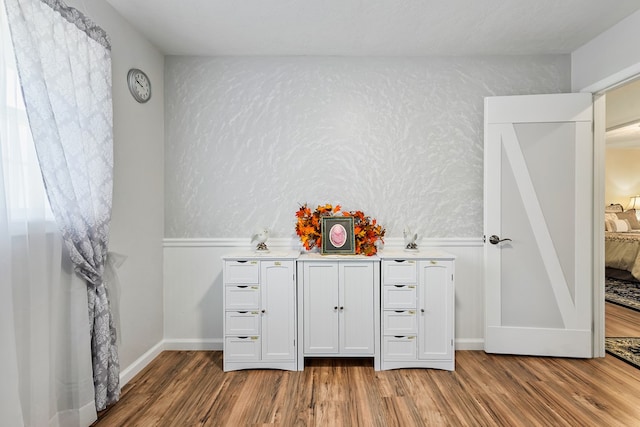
[602,78,640,353]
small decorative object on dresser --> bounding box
[295,203,385,256]
[403,226,418,251]
[251,227,270,252]
[321,216,355,255]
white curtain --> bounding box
[4,0,119,414]
[0,1,98,426]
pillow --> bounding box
[612,218,631,232]
[605,213,618,221]
[606,204,624,213]
[605,219,615,232]
[615,210,640,230]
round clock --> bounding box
[127,68,151,103]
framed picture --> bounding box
[321,216,355,255]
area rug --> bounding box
[605,277,640,312]
[605,337,640,370]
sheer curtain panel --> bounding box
[4,0,119,417]
[0,1,97,426]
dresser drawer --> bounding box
[225,311,260,335]
[383,335,417,360]
[224,260,259,284]
[225,336,260,361]
[383,310,417,334]
[383,285,416,309]
[225,285,260,310]
[383,260,417,284]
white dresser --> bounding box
[222,252,299,371]
[222,249,454,372]
[378,250,455,371]
[296,253,381,370]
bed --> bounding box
[605,206,640,281]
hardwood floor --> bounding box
[606,301,640,337]
[94,347,640,426]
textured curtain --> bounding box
[4,0,119,412]
[0,2,97,425]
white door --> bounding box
[261,261,296,361]
[339,262,374,354]
[484,93,593,358]
[418,261,454,360]
[303,262,339,353]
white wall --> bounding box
[165,55,570,239]
[572,9,640,92]
[163,55,570,349]
[65,0,165,377]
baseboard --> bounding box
[455,338,484,351]
[163,338,224,351]
[119,340,164,387]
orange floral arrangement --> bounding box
[295,203,385,256]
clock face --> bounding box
[127,68,151,103]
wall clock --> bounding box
[127,68,151,103]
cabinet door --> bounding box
[304,262,339,353]
[418,261,454,360]
[261,261,296,361]
[340,262,374,354]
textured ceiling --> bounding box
[104,0,640,56]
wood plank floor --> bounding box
[94,347,640,425]
[606,301,640,337]
[93,301,640,426]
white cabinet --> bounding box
[222,253,298,371]
[379,251,455,371]
[297,255,381,370]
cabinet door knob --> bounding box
[261,309,266,314]
[334,306,338,310]
[340,306,344,310]
[421,308,425,313]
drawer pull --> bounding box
[394,335,406,338]
[237,260,247,264]
[394,310,405,313]
[394,285,406,288]
[394,260,406,263]
[238,311,248,314]
[237,285,248,289]
[238,336,248,339]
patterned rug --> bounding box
[605,277,640,312]
[605,337,640,370]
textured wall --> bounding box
[165,56,570,239]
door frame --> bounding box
[588,74,640,358]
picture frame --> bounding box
[321,216,355,255]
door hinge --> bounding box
[451,339,454,346]
[483,235,486,243]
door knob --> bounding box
[489,235,512,245]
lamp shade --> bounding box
[627,196,640,211]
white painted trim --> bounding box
[593,94,606,358]
[455,338,484,351]
[163,237,483,248]
[163,338,224,351]
[119,341,164,387]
